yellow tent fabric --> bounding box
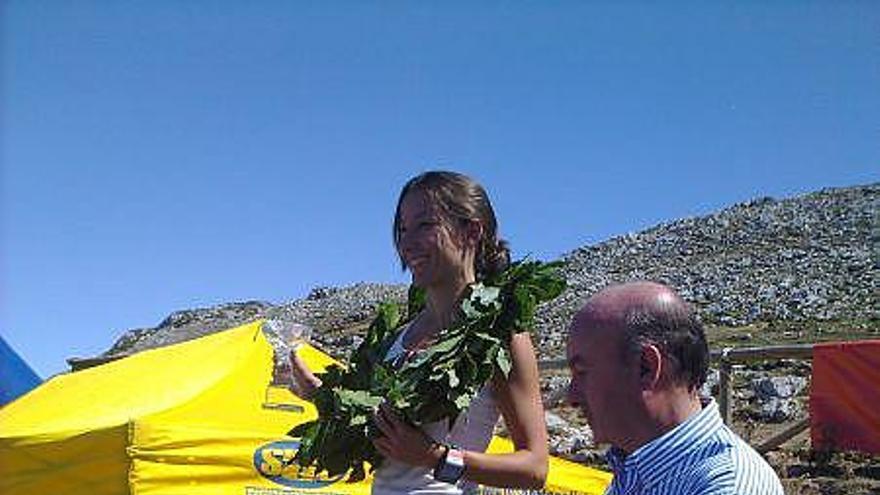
[0,321,610,495]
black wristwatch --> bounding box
[433,444,465,483]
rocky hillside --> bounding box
[534,183,878,355]
[83,183,877,366]
[93,283,408,360]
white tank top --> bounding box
[371,324,501,495]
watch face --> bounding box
[447,449,464,466]
[435,448,465,483]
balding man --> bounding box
[566,282,783,495]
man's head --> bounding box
[566,281,708,451]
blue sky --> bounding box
[2,2,877,378]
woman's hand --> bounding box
[372,403,445,468]
[288,350,322,400]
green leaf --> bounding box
[461,283,501,318]
[407,285,427,318]
[337,389,383,409]
[446,368,460,388]
[287,420,315,438]
[495,348,512,378]
[454,394,471,409]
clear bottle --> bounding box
[262,318,312,387]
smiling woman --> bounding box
[393,172,509,287]
[288,171,554,495]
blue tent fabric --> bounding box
[0,335,42,406]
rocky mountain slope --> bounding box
[86,183,877,365]
[535,183,878,355]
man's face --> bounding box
[566,310,642,447]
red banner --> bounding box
[810,339,880,454]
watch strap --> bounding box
[433,444,465,483]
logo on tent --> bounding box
[254,441,347,488]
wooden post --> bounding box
[538,358,568,371]
[718,348,733,425]
[709,343,813,362]
[756,418,810,453]
[537,341,821,453]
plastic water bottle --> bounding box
[262,318,312,387]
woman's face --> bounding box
[396,190,474,290]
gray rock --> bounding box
[550,427,596,456]
[541,375,570,408]
[752,376,808,400]
[544,412,570,435]
[700,369,721,399]
[757,397,801,423]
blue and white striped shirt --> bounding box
[604,400,784,495]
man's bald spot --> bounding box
[572,281,709,390]
[576,281,687,333]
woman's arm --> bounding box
[372,332,549,489]
[455,332,549,489]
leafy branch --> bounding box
[288,260,566,482]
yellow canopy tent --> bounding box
[0,321,610,495]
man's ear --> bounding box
[639,343,663,390]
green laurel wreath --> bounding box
[288,260,566,482]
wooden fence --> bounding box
[538,342,817,454]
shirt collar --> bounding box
[604,399,724,490]
[605,445,639,494]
